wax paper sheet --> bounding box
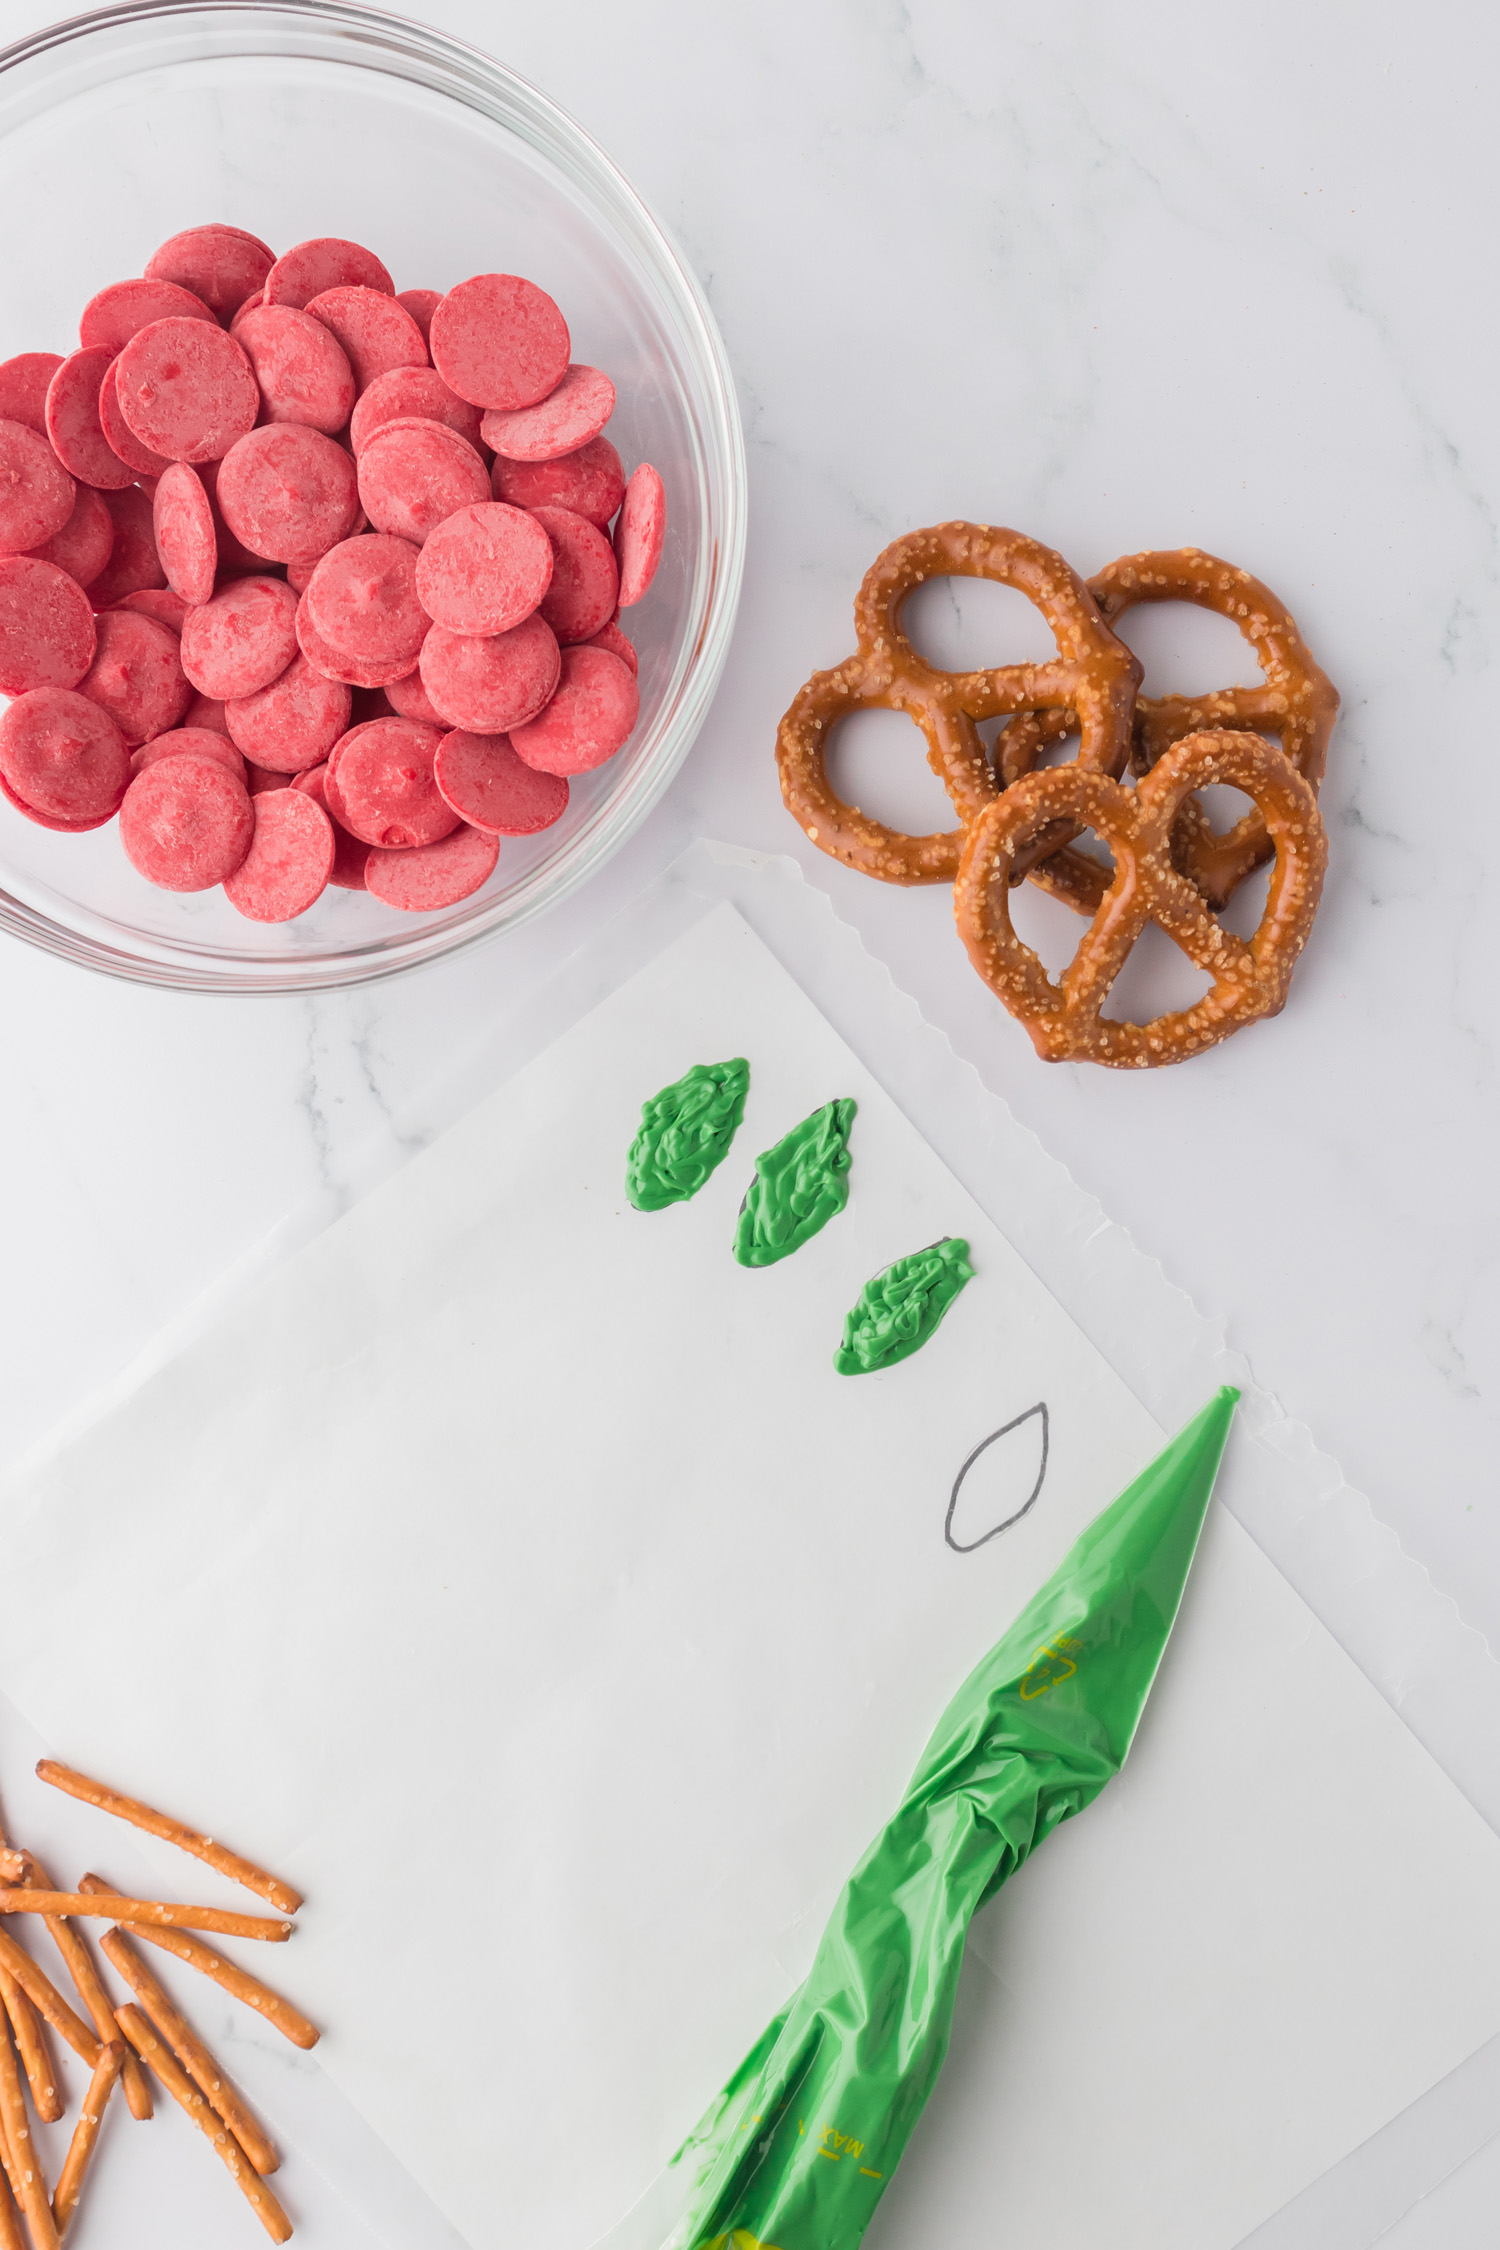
[0,873,1497,2250]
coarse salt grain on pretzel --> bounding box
[996,547,1339,914]
[776,521,1141,885]
[953,728,1327,1068]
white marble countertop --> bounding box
[0,1,1496,2241]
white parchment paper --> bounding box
[0,885,1497,2250]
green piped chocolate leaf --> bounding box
[626,1058,750,1211]
[733,1096,856,1267]
[834,1236,975,1375]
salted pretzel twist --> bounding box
[998,548,1339,913]
[954,730,1327,1068]
[776,522,1141,884]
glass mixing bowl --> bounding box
[0,0,746,989]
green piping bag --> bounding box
[663,1386,1239,2250]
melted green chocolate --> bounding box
[626,1058,750,1211]
[834,1236,975,1375]
[733,1097,856,1267]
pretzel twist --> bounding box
[954,731,1327,1068]
[777,523,1140,884]
[998,548,1339,912]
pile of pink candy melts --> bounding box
[0,226,667,919]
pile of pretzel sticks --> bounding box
[0,1758,315,2245]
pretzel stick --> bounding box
[0,2153,24,2250]
[0,2007,57,2250]
[0,1838,61,2124]
[99,1928,276,2174]
[0,1991,48,2136]
[116,2009,291,2243]
[0,1893,289,1944]
[0,1975,58,2128]
[35,1765,301,1916]
[78,1877,317,2049]
[9,1857,150,2122]
[50,2042,123,2239]
[0,2077,19,2208]
[0,1933,98,2067]
[0,2127,27,2250]
[0,1853,56,2138]
[0,1989,47,2135]
[0,2051,29,2250]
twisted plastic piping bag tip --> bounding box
[657,1385,1240,2250]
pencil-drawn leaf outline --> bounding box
[945,1403,1049,1553]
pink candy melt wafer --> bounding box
[154,463,218,604]
[292,761,371,889]
[145,226,276,322]
[25,484,114,589]
[356,421,490,545]
[197,456,268,575]
[532,504,619,645]
[418,612,559,734]
[295,596,420,690]
[490,433,625,530]
[88,486,167,607]
[581,616,637,674]
[245,760,293,794]
[115,319,259,463]
[0,557,97,693]
[0,420,76,555]
[223,784,335,920]
[432,729,568,835]
[234,306,355,434]
[303,287,428,391]
[305,533,428,665]
[481,364,615,463]
[0,687,130,823]
[349,368,483,456]
[80,277,215,356]
[614,463,666,605]
[365,821,499,910]
[45,349,135,490]
[79,608,192,745]
[183,690,229,731]
[113,586,192,632]
[429,275,570,411]
[414,502,552,636]
[214,423,359,564]
[328,716,458,847]
[383,667,446,725]
[264,237,394,310]
[395,289,442,342]
[0,764,109,830]
[98,358,171,478]
[132,726,247,783]
[225,651,350,771]
[120,752,255,888]
[179,575,299,699]
[0,353,64,437]
[509,645,638,775]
